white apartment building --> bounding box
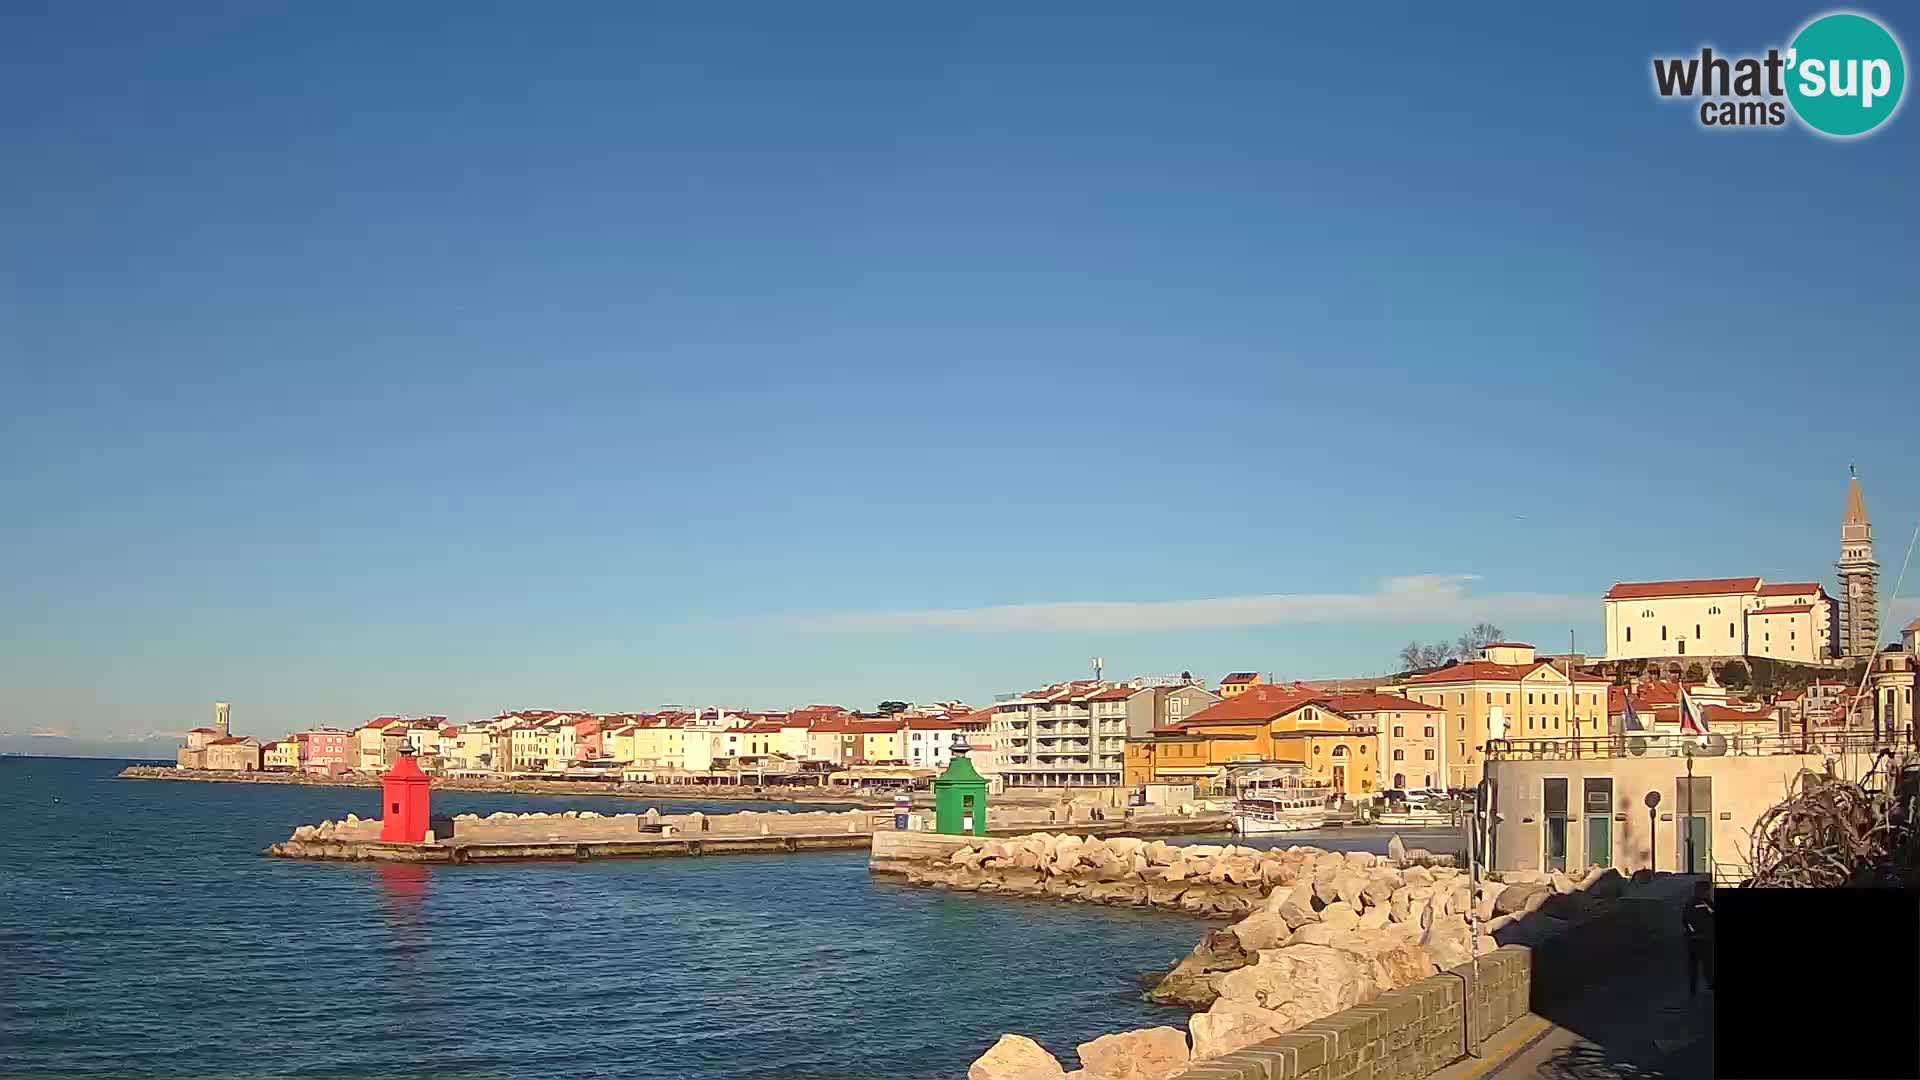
[991,682,1129,788]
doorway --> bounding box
[1543,776,1569,872]
[1331,764,1347,794]
[1583,777,1615,868]
[1676,775,1712,874]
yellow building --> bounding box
[1123,685,1378,798]
[262,740,301,771]
[1218,672,1262,699]
[1389,642,1611,790]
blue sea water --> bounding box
[2,758,1226,1080]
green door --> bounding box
[1585,815,1612,869]
[1679,816,1711,874]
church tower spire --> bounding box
[1838,466,1879,658]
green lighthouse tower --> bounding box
[932,733,989,836]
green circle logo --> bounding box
[1786,12,1906,136]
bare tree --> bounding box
[1397,641,1427,672]
[1455,622,1506,660]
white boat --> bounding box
[1231,790,1332,834]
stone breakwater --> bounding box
[266,807,888,862]
[890,833,1455,918]
[118,764,882,805]
[962,853,1645,1080]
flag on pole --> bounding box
[1678,687,1710,737]
[1622,693,1646,733]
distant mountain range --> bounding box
[0,733,180,760]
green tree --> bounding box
[876,700,911,715]
[1683,663,1706,683]
[1717,660,1750,690]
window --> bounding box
[1528,718,1535,730]
[1708,605,1720,615]
[1790,631,1796,640]
[1695,624,1701,639]
[1332,745,1347,757]
[1505,693,1512,704]
[1661,626,1668,641]
[1552,694,1559,705]
[1457,693,1465,705]
[1393,725,1404,737]
[1626,626,1632,642]
[1458,741,1467,756]
[1393,749,1405,761]
[1527,693,1534,705]
[1728,622,1735,637]
[1424,773,1434,787]
[1485,693,1491,704]
[1423,749,1435,760]
[1423,725,1435,738]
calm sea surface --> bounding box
[0,757,1458,1080]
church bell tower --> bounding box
[1838,467,1880,659]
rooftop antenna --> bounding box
[1092,656,1104,682]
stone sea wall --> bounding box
[960,836,1652,1080]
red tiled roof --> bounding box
[187,727,217,734]
[1758,582,1822,596]
[1605,577,1761,600]
[1086,686,1137,702]
[1318,691,1441,714]
[1180,685,1325,725]
[207,736,254,746]
[1752,604,1814,615]
[844,719,902,735]
[1403,660,1605,685]
[904,716,961,730]
[1483,642,1533,649]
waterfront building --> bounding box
[176,726,217,769]
[355,717,410,772]
[293,729,353,775]
[991,681,1127,788]
[262,740,300,771]
[204,736,261,772]
[1123,684,1380,798]
[1388,643,1611,790]
[1318,691,1444,792]
[1218,672,1262,699]
[1120,681,1222,738]
[1483,723,1877,877]
[1602,578,1838,665]
[903,715,962,768]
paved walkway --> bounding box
[1435,878,1714,1080]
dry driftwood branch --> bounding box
[1746,753,1920,888]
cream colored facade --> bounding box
[1603,578,1836,663]
[1484,735,1873,877]
[1390,644,1609,790]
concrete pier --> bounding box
[266,832,873,863]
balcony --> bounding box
[1486,730,1884,762]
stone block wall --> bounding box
[1177,947,1531,1080]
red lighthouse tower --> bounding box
[379,747,432,843]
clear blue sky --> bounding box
[3,2,1915,740]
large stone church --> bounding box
[1601,471,1879,665]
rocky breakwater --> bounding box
[968,853,1640,1080]
[904,833,1455,917]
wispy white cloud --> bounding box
[744,575,1589,634]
